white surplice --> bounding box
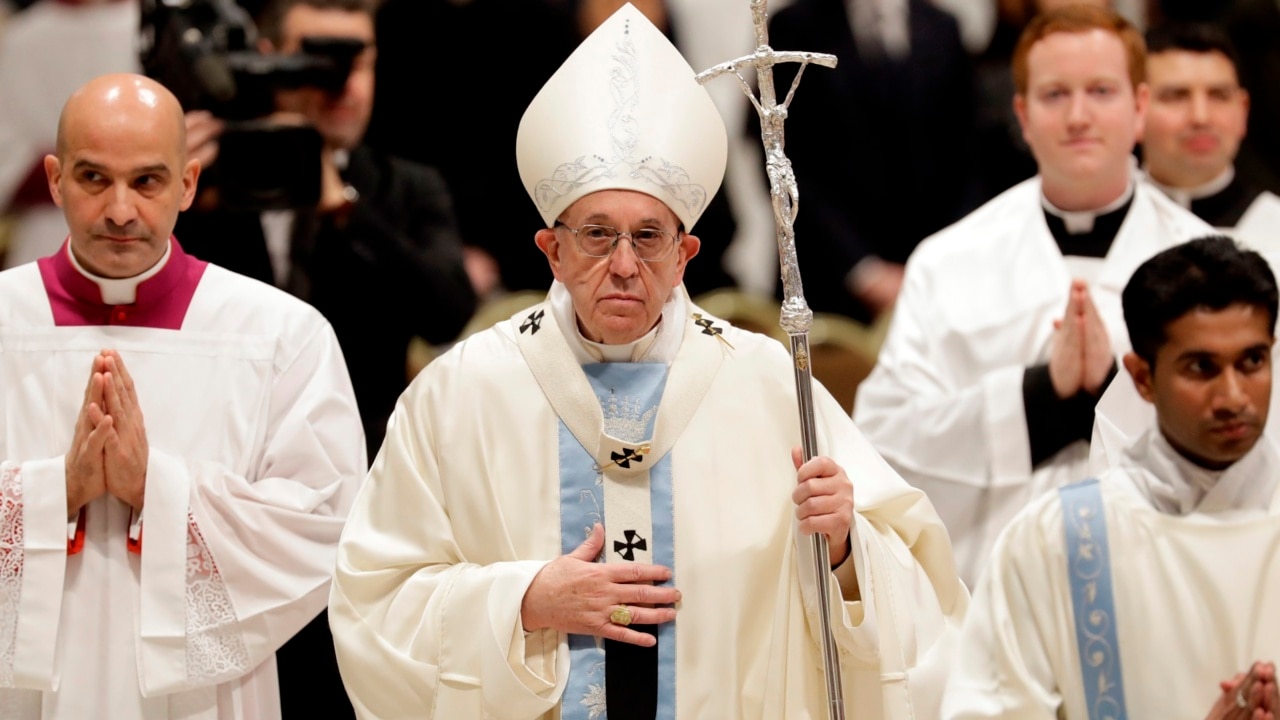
[0,256,366,719]
[852,176,1213,584]
[943,430,1280,719]
[1234,190,1280,255]
[330,284,968,719]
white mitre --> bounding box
[516,2,728,231]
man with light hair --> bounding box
[328,5,966,718]
[854,4,1213,585]
[0,73,365,719]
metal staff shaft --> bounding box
[696,2,845,717]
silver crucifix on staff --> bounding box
[695,1,846,718]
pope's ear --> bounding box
[671,231,699,287]
[1123,352,1156,403]
[535,228,563,281]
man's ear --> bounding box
[1132,82,1150,143]
[671,231,700,288]
[178,159,201,211]
[1123,352,1156,403]
[43,154,63,207]
[1013,94,1031,146]
[535,228,563,282]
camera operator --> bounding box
[174,0,478,461]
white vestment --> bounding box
[1232,189,1280,255]
[853,177,1212,584]
[943,430,1280,719]
[0,246,366,719]
[330,284,968,719]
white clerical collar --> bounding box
[1146,166,1235,209]
[1121,429,1277,517]
[547,280,688,365]
[67,239,171,305]
[1041,172,1136,234]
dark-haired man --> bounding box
[944,235,1280,719]
[1142,22,1280,254]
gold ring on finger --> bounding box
[609,605,633,626]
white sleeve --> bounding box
[808,387,970,717]
[942,509,1064,720]
[853,261,1033,491]
[133,319,366,696]
[329,374,567,720]
[0,458,70,692]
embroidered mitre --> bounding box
[515,2,728,231]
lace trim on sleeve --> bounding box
[0,463,23,688]
[185,515,249,683]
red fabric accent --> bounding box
[4,158,54,210]
[67,510,86,556]
[37,239,208,329]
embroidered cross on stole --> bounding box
[512,302,727,720]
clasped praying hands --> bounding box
[1049,279,1116,399]
[66,350,149,517]
[1208,661,1280,720]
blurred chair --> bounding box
[808,310,891,414]
[695,289,891,413]
[407,290,547,380]
[693,288,788,344]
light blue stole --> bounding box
[1059,479,1128,720]
[559,363,676,719]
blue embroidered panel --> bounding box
[559,363,674,719]
[1059,479,1128,720]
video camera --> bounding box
[139,0,366,210]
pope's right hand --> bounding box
[520,523,680,647]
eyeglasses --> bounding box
[554,222,679,262]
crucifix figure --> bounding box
[694,0,836,337]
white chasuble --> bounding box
[515,301,721,718]
[944,433,1280,719]
[330,286,969,719]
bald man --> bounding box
[0,73,365,720]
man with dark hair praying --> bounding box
[945,235,1280,719]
